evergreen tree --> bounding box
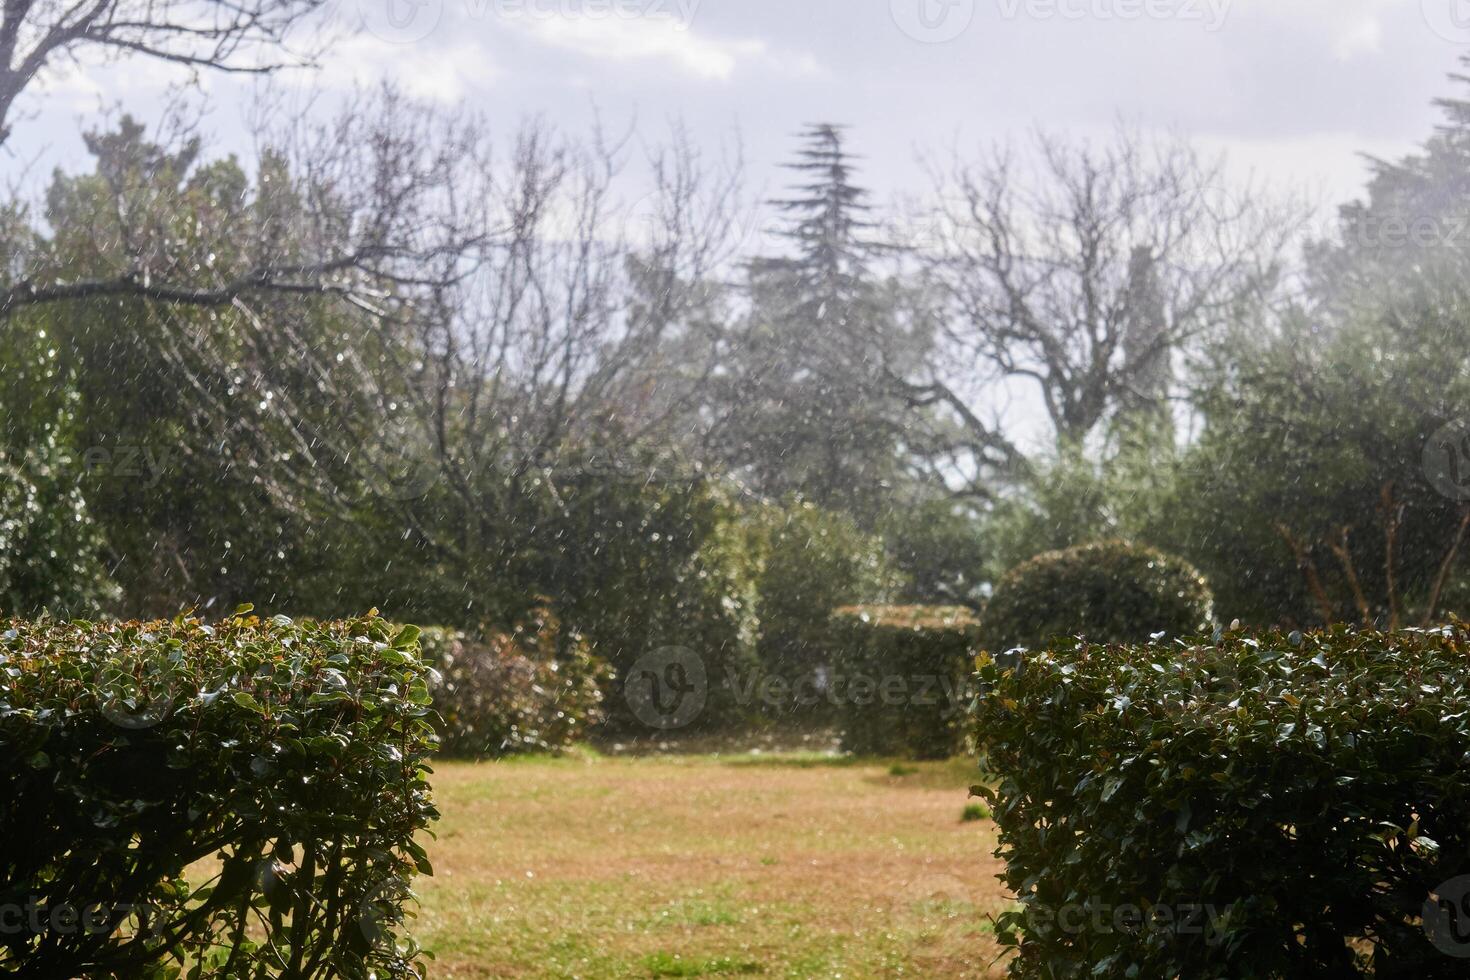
[1115,245,1175,452]
[714,124,930,518]
[1308,53,1470,314]
[764,123,885,316]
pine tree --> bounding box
[1308,53,1470,311]
[763,124,885,313]
[713,125,929,518]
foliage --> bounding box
[752,500,902,685]
[24,117,390,618]
[978,442,1180,587]
[828,605,979,760]
[0,612,439,978]
[712,124,934,516]
[510,470,763,733]
[980,540,1213,652]
[1175,297,1470,628]
[879,498,988,607]
[416,609,610,758]
[0,271,119,618]
[1306,52,1470,316]
[973,626,1470,978]
[0,422,118,618]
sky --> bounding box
[12,1,1470,227]
[11,0,1468,455]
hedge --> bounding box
[416,607,609,757]
[829,605,979,760]
[973,625,1470,978]
[0,611,439,979]
[981,540,1213,653]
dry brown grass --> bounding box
[414,752,1011,979]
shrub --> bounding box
[973,625,1470,978]
[0,611,439,979]
[980,540,1212,652]
[417,607,610,757]
[829,605,979,760]
[517,475,762,735]
[0,431,119,618]
[755,501,901,683]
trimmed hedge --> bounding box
[973,625,1470,978]
[981,541,1213,653]
[830,605,979,760]
[417,607,609,757]
[0,612,439,979]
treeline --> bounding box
[5,32,1470,722]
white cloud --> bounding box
[1230,0,1395,61]
[1330,14,1384,59]
[32,53,213,111]
[1198,130,1407,215]
[505,11,815,81]
[314,34,498,101]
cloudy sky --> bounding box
[15,0,1470,217]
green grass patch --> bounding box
[643,952,764,976]
[961,802,991,822]
[414,753,1008,978]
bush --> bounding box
[829,605,979,760]
[973,626,1470,978]
[981,540,1213,652]
[417,607,610,757]
[0,432,119,618]
[0,611,439,978]
[754,501,900,683]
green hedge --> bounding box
[417,607,610,757]
[829,605,979,760]
[973,626,1470,978]
[0,611,439,978]
[981,540,1213,653]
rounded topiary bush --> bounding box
[981,540,1213,652]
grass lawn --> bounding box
[413,751,1011,979]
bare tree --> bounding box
[0,0,325,147]
[217,96,740,548]
[24,88,750,614]
[916,126,1300,464]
